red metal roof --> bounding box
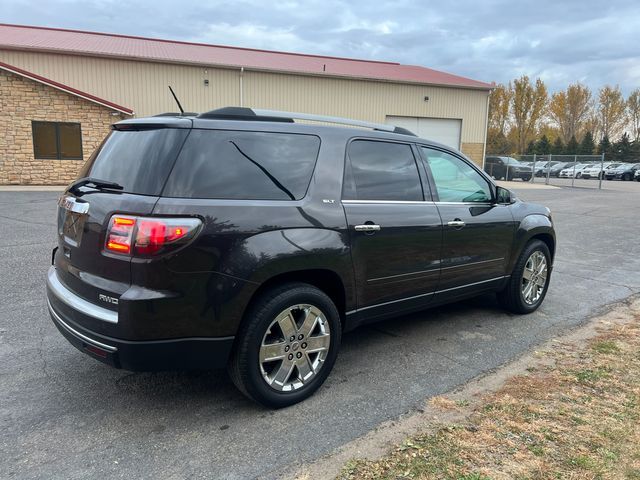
[0,23,492,90]
[0,60,134,114]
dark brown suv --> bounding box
[46,107,555,407]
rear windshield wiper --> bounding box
[68,177,124,195]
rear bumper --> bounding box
[46,267,234,371]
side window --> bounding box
[163,130,320,200]
[343,140,423,201]
[422,148,492,203]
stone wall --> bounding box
[461,142,485,167]
[0,69,124,185]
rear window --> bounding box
[79,128,189,195]
[162,130,320,200]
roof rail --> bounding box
[153,112,199,117]
[198,107,416,136]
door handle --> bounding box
[354,224,381,232]
[447,219,466,228]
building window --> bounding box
[32,121,83,160]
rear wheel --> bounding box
[623,173,632,181]
[498,240,551,314]
[228,283,341,408]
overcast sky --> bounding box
[2,0,639,94]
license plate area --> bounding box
[58,196,89,247]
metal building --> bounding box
[0,23,492,185]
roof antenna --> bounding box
[168,86,184,115]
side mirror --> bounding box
[495,186,514,204]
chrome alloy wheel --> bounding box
[259,304,331,392]
[521,251,548,305]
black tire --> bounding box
[522,176,531,182]
[497,239,551,314]
[228,282,341,408]
[623,173,632,181]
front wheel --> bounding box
[623,173,632,181]
[498,240,551,314]
[228,283,341,408]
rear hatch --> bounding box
[53,118,191,316]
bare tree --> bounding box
[627,88,640,141]
[511,76,548,154]
[596,85,627,141]
[548,83,592,143]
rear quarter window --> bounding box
[163,130,320,200]
[79,128,189,196]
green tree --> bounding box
[613,133,632,162]
[526,140,536,154]
[565,135,579,154]
[535,134,551,154]
[578,131,596,155]
[597,135,612,157]
[551,137,565,154]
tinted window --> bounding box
[32,121,82,160]
[343,140,423,201]
[79,128,189,196]
[423,148,492,203]
[163,130,320,200]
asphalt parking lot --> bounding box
[2,182,640,480]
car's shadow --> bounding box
[50,293,510,414]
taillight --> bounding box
[104,215,202,257]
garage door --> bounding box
[386,116,462,150]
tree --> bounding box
[613,133,632,162]
[526,140,536,154]
[488,84,512,136]
[551,137,565,154]
[565,135,579,154]
[548,83,592,143]
[535,134,551,154]
[578,131,596,155]
[597,135,612,157]
[627,88,640,141]
[486,130,513,154]
[487,84,514,154]
[596,85,627,141]
[511,76,548,154]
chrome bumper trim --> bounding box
[47,298,117,352]
[46,266,118,324]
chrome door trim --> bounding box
[341,199,436,205]
[440,258,504,271]
[346,276,507,315]
[47,299,117,352]
[46,266,118,324]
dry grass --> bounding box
[338,315,640,480]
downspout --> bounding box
[482,90,490,170]
[239,67,244,107]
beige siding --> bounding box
[0,50,489,143]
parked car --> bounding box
[559,163,593,178]
[606,163,640,181]
[46,107,555,408]
[581,163,621,179]
[548,162,577,177]
[533,161,561,177]
[636,169,640,181]
[484,156,533,181]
